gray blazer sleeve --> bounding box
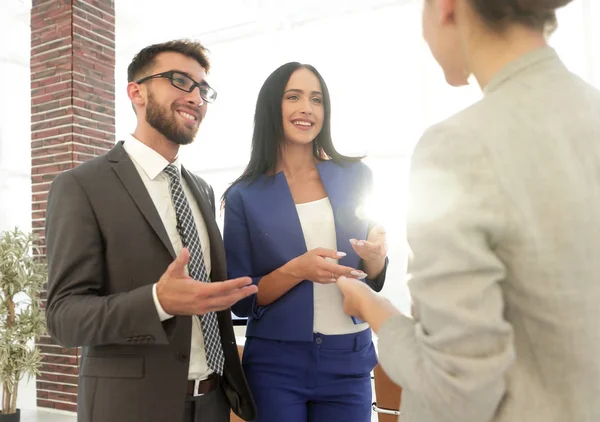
[45,171,171,348]
[376,123,515,422]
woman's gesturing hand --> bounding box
[289,248,367,284]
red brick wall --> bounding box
[30,0,115,412]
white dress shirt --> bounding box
[296,197,368,335]
[123,134,212,380]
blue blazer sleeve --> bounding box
[223,186,268,319]
[358,164,388,292]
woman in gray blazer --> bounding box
[337,1,600,422]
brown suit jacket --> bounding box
[45,141,256,422]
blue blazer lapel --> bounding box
[246,162,368,271]
[319,161,371,324]
[318,161,365,267]
[247,174,308,265]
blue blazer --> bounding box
[224,160,387,342]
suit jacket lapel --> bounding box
[181,167,239,338]
[108,142,176,258]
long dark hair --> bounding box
[222,62,362,203]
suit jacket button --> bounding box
[146,336,154,342]
[178,353,189,362]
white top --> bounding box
[295,197,368,335]
[123,134,212,380]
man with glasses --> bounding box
[45,39,257,422]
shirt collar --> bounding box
[123,134,182,180]
[484,46,560,95]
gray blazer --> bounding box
[377,47,600,422]
[45,142,256,422]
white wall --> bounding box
[0,0,32,235]
[0,0,37,414]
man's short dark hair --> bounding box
[127,39,211,82]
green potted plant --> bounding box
[0,227,47,422]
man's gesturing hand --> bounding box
[156,248,258,315]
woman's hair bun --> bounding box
[516,0,574,13]
[470,0,573,32]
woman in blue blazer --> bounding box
[222,62,388,422]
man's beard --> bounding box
[146,92,199,145]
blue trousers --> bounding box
[242,329,377,422]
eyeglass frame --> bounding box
[135,70,217,103]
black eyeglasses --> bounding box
[135,70,218,103]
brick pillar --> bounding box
[30,0,115,412]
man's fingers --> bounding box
[196,277,254,298]
[201,285,258,313]
[167,248,189,277]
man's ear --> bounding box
[127,81,145,110]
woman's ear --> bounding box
[438,0,458,25]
